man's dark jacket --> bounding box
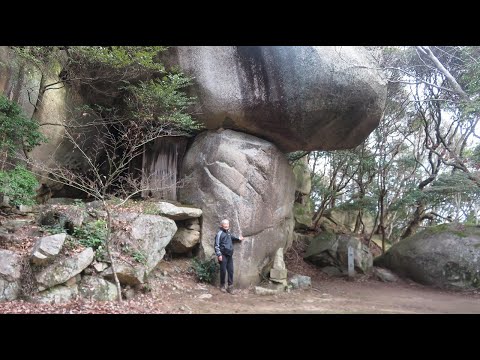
[214,228,240,256]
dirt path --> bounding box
[1,257,479,314]
[149,259,480,314]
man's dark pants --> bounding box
[219,254,234,287]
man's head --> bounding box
[220,219,230,230]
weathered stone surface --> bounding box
[111,212,177,274]
[30,233,66,265]
[0,249,22,301]
[336,235,373,274]
[18,205,34,213]
[374,224,480,290]
[38,205,85,233]
[270,248,287,282]
[92,261,109,272]
[2,218,31,233]
[321,266,345,277]
[78,276,118,301]
[293,232,313,247]
[292,154,313,230]
[65,274,81,287]
[294,202,313,230]
[270,268,288,280]
[154,201,202,220]
[304,232,373,274]
[27,54,71,188]
[179,130,295,288]
[0,47,42,119]
[272,248,286,270]
[289,275,312,289]
[293,157,312,195]
[254,286,282,295]
[304,232,339,267]
[0,279,20,302]
[102,260,146,286]
[373,267,399,283]
[184,218,201,231]
[0,249,22,281]
[35,247,94,291]
[33,284,79,304]
[123,286,136,300]
[168,46,387,152]
[168,228,201,254]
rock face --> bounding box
[0,250,22,302]
[154,202,202,220]
[270,248,287,285]
[30,233,66,265]
[293,156,313,229]
[111,212,177,274]
[35,247,94,291]
[374,224,480,290]
[304,232,373,274]
[168,227,201,254]
[168,46,387,151]
[2,46,386,157]
[289,275,312,289]
[102,261,146,286]
[78,276,118,301]
[179,129,295,287]
[0,47,42,119]
[33,284,79,304]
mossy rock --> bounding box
[378,223,480,290]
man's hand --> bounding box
[218,255,223,262]
[239,236,244,241]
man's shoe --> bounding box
[227,286,235,295]
[220,287,227,293]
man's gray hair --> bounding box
[221,219,229,225]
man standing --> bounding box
[214,219,244,294]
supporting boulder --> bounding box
[179,129,295,288]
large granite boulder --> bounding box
[374,224,480,290]
[167,46,387,151]
[178,129,295,288]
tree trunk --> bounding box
[367,209,380,248]
[353,209,364,234]
[104,204,122,302]
[379,194,386,254]
[312,197,330,230]
[401,203,425,240]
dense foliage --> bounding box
[0,94,45,156]
[0,165,39,206]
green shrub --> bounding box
[131,250,147,265]
[73,220,107,249]
[191,257,219,284]
[0,165,39,206]
[0,94,46,154]
[41,223,66,235]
